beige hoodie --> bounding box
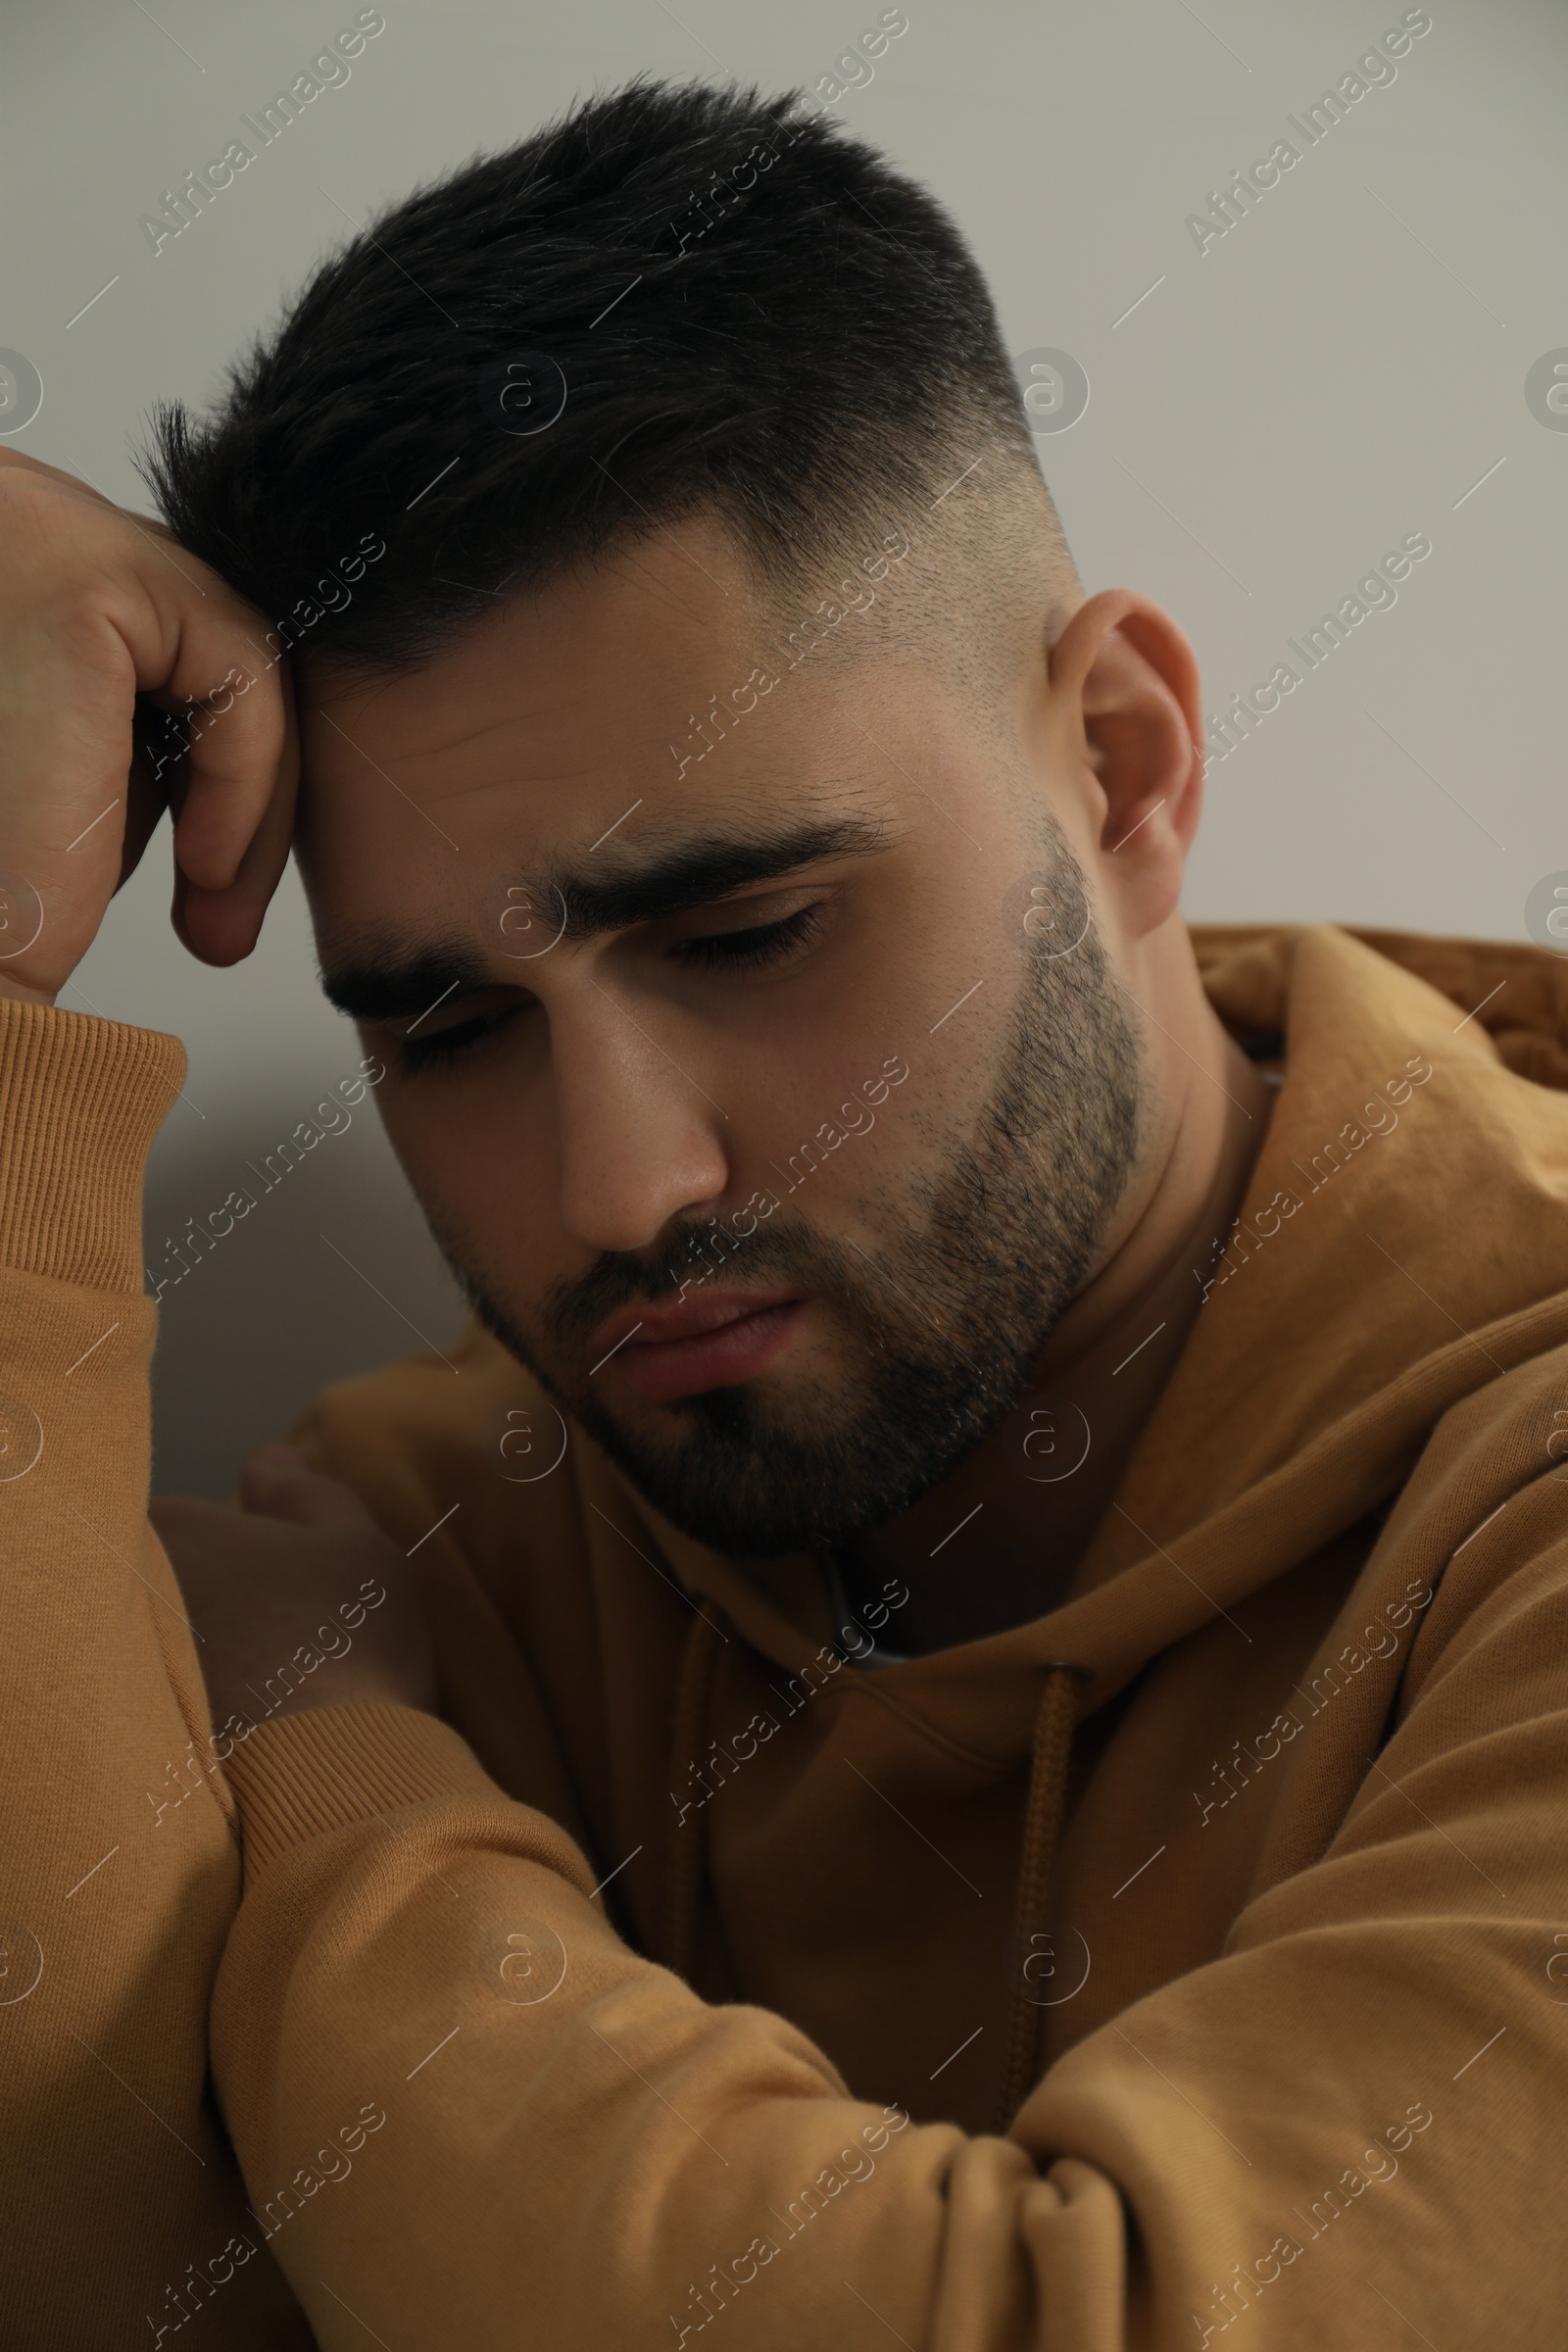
[4,921,1568,2348]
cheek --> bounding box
[767,899,1023,1215]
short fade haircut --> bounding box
[136,74,1079,696]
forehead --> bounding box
[292,515,943,953]
[300,518,811,848]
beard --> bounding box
[427,832,1141,1558]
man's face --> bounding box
[296,519,1143,1557]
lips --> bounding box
[590,1290,807,1405]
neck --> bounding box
[842,1013,1273,1654]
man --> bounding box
[2,72,1565,2351]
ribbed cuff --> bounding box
[0,994,185,1293]
[220,1703,509,1875]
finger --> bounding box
[160,618,291,896]
[172,657,299,965]
[237,1444,381,1534]
[149,1493,243,1538]
[121,696,185,890]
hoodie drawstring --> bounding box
[664,1604,727,1981]
[663,1615,1085,2133]
[993,1660,1086,2132]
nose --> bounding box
[549,980,729,1254]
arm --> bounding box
[0,447,311,2344]
[193,1434,1568,2348]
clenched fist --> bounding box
[0,447,297,1005]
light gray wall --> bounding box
[3,0,1561,1494]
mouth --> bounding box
[591,1289,808,1405]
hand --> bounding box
[0,448,297,1006]
[152,1446,438,1742]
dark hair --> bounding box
[136,74,1066,676]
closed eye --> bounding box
[394,906,825,1076]
[671,905,822,971]
[396,1002,524,1074]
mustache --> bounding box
[541,1216,854,1351]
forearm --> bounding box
[210,1504,1568,2352]
[214,1703,1050,2350]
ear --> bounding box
[1045,590,1204,940]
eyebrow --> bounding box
[318,814,886,1025]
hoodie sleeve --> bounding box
[0,995,314,2347]
[211,1438,1568,2352]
